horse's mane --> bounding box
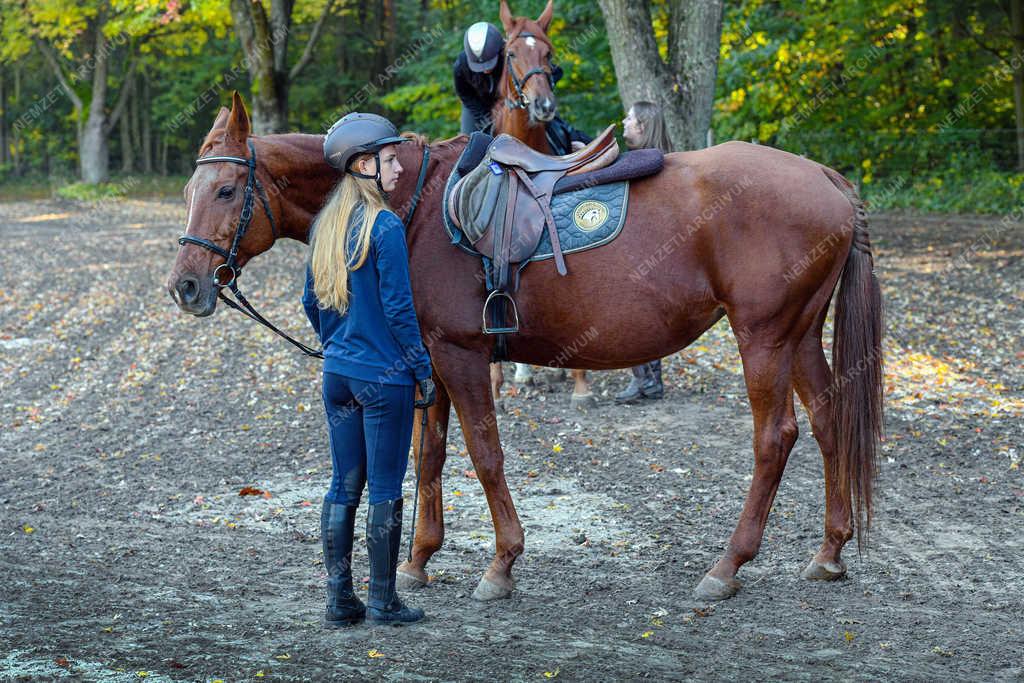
[401,131,465,152]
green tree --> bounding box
[0,0,227,183]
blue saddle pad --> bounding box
[442,155,630,263]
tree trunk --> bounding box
[669,0,725,149]
[120,77,135,174]
[141,73,153,174]
[130,72,142,170]
[230,0,336,134]
[597,0,723,151]
[159,135,168,176]
[120,118,133,174]
[0,65,7,168]
[230,0,287,134]
[1012,0,1024,171]
[383,0,397,70]
[269,0,293,132]
[11,64,19,175]
[81,19,111,184]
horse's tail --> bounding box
[822,166,884,548]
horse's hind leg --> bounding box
[397,379,453,589]
[695,336,800,601]
[792,317,853,581]
[570,369,596,409]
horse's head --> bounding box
[499,0,557,124]
[167,92,279,317]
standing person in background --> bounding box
[304,113,436,627]
[615,101,674,404]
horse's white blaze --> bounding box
[184,177,200,236]
[525,36,536,48]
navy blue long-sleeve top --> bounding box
[302,208,432,386]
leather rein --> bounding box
[177,138,432,360]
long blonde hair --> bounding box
[309,155,389,313]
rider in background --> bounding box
[614,101,674,404]
[305,113,436,627]
[454,21,591,155]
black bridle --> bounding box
[504,31,555,111]
[178,139,325,358]
[176,138,432,360]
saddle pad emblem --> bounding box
[488,161,504,175]
[572,200,610,232]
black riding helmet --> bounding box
[323,112,407,196]
[464,22,504,72]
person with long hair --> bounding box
[615,101,674,404]
[303,113,435,627]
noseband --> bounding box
[504,31,555,111]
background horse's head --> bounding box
[499,0,557,124]
[166,92,279,317]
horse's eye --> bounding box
[507,52,515,59]
[217,186,235,200]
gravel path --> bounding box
[0,199,1021,681]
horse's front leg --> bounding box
[434,342,523,601]
[397,377,452,590]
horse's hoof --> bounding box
[570,392,598,411]
[694,574,741,601]
[471,575,513,602]
[801,558,847,581]
[396,563,428,590]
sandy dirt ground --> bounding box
[0,199,1021,681]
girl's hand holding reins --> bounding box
[414,377,436,408]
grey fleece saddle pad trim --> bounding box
[442,159,629,264]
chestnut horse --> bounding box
[491,0,557,153]
[490,0,597,405]
[166,93,883,603]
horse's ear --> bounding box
[226,90,251,143]
[536,0,553,32]
[210,106,230,133]
[499,0,514,32]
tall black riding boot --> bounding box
[641,359,664,399]
[321,501,366,627]
[366,498,424,625]
[614,365,648,404]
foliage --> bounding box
[55,180,129,201]
[0,0,1020,213]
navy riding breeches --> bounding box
[321,371,415,506]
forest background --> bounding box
[0,0,1020,214]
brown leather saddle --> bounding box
[449,124,620,335]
